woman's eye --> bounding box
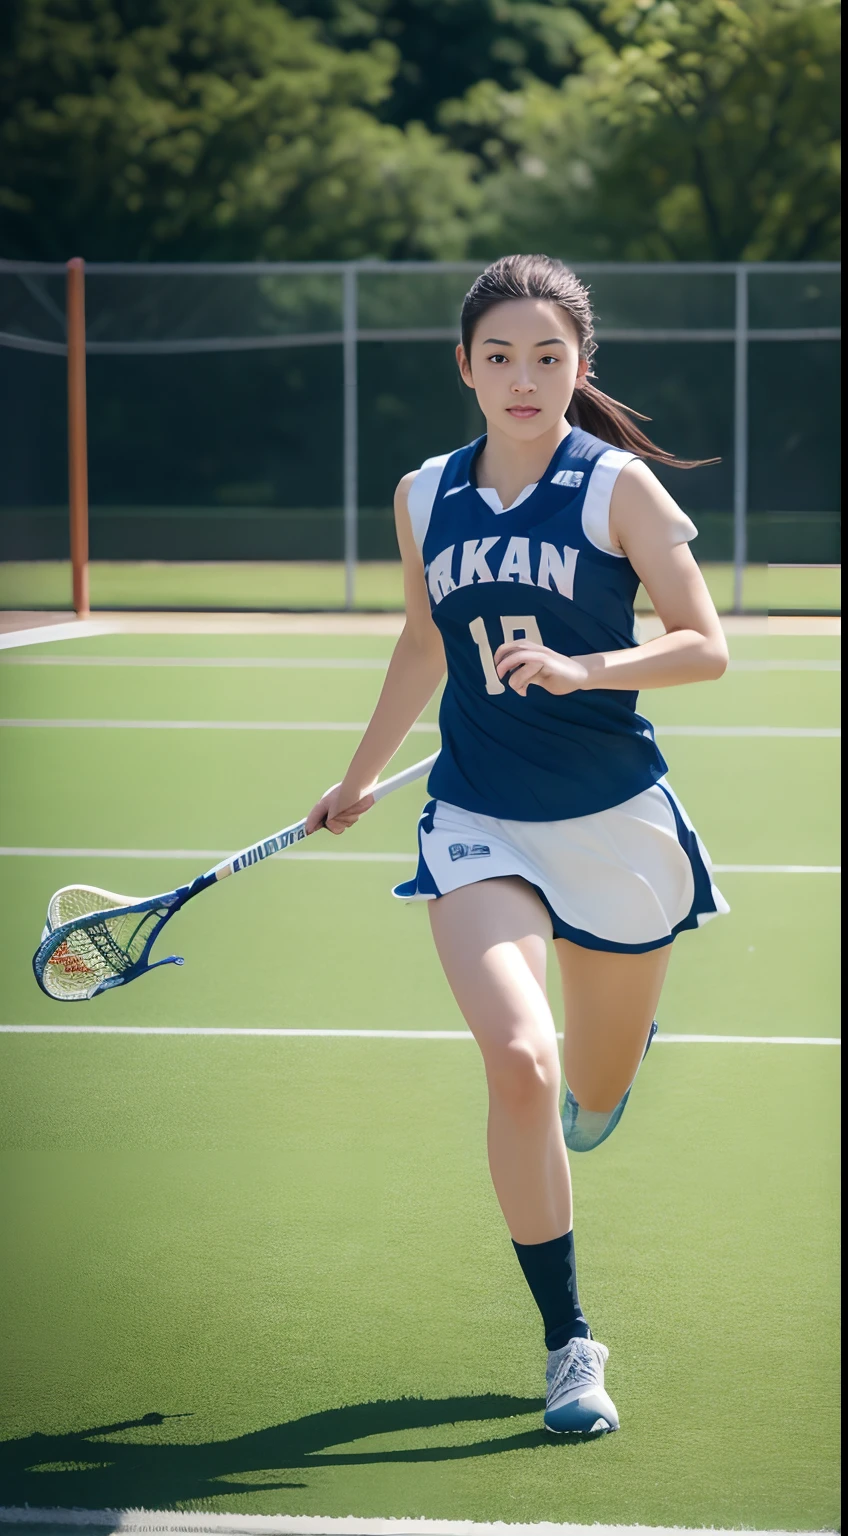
[487,353,508,364]
[540,355,559,365]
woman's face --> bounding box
[457,297,588,442]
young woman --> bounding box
[306,254,729,1437]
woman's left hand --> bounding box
[494,640,590,697]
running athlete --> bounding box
[306,254,730,1436]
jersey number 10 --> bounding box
[469,616,544,695]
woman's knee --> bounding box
[485,1036,560,1116]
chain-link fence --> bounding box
[0,259,840,612]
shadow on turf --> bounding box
[0,1394,596,1509]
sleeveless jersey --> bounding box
[409,426,687,821]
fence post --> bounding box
[66,257,90,618]
[342,265,359,611]
[732,265,749,614]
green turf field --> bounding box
[0,627,840,1531]
[0,559,841,614]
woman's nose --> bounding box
[511,373,536,393]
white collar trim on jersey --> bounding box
[475,482,538,515]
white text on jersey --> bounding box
[427,536,579,606]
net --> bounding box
[0,260,840,610]
[34,884,182,1001]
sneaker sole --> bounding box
[545,1416,617,1436]
[544,1388,620,1435]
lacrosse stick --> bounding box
[32,752,437,1002]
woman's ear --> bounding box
[456,342,475,389]
[575,357,590,386]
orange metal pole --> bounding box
[66,257,90,618]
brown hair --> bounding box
[460,254,716,469]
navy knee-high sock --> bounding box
[512,1230,590,1351]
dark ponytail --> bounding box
[460,254,717,469]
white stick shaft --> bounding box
[372,750,438,801]
[208,751,437,882]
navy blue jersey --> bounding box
[408,427,691,821]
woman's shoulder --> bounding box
[609,458,698,556]
[396,441,478,550]
[399,454,451,554]
[567,425,633,467]
[394,452,450,516]
[405,450,452,508]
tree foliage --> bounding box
[282,0,595,154]
[474,0,841,260]
[0,0,840,261]
[0,0,477,258]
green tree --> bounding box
[470,0,841,260]
[0,0,478,259]
[283,0,596,158]
[1,0,839,263]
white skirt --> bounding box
[393,782,729,954]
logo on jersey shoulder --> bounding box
[449,842,491,862]
[551,469,584,488]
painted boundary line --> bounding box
[711,864,840,874]
[0,1514,836,1536]
[0,614,841,651]
[0,617,408,650]
[0,655,840,672]
[0,719,840,738]
[0,1511,833,1536]
[0,717,437,733]
[0,1026,839,1043]
[0,849,840,874]
[0,655,388,670]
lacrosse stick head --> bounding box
[32,883,186,1002]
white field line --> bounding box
[0,1511,834,1536]
[653,724,840,737]
[727,659,840,671]
[0,717,436,732]
[0,848,840,874]
[0,654,390,669]
[0,717,432,733]
[0,619,113,651]
[0,654,839,672]
[0,1026,839,1044]
[710,864,841,874]
[0,613,841,649]
[0,718,840,738]
[0,846,412,862]
[0,615,410,649]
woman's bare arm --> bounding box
[306,473,445,833]
[493,460,728,696]
[579,460,729,690]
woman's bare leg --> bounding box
[428,876,572,1244]
[555,938,671,1113]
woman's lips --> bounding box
[507,406,541,418]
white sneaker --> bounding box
[544,1336,620,1434]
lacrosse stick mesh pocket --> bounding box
[35,884,180,1001]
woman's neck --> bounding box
[476,418,572,508]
